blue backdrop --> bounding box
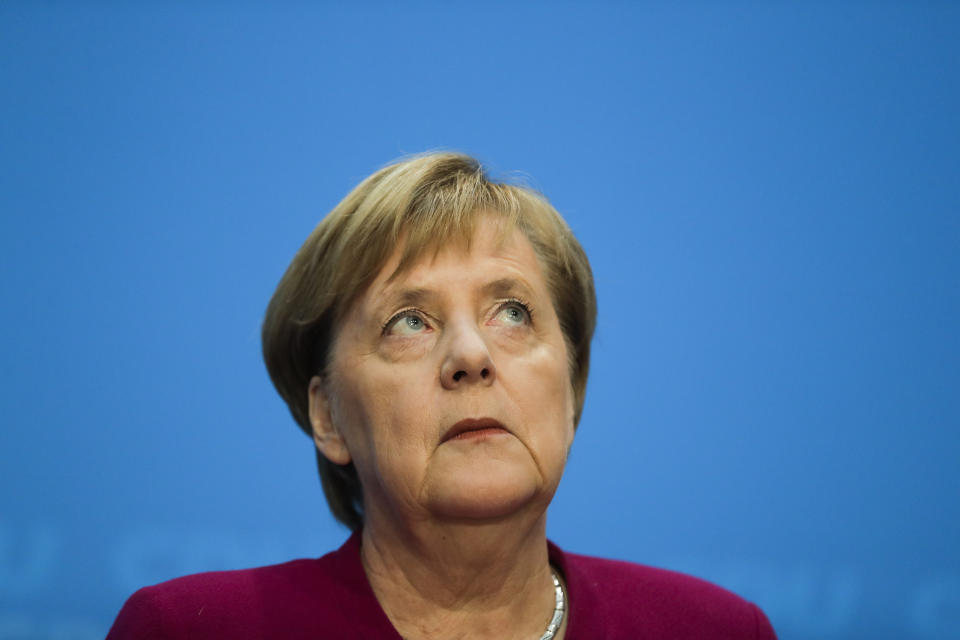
[1,4,958,639]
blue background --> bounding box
[2,3,958,639]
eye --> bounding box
[493,300,532,327]
[384,311,431,336]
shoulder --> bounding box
[564,551,753,610]
[106,560,330,639]
[551,545,777,640]
[106,533,393,639]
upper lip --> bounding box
[441,418,508,442]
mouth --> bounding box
[441,418,510,443]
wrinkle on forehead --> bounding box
[385,212,521,285]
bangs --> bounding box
[331,156,531,301]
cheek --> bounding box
[326,370,380,458]
[517,348,576,447]
[333,368,434,465]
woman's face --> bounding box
[309,216,576,523]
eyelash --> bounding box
[381,308,427,335]
[500,297,534,324]
[380,298,534,335]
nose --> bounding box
[440,321,496,390]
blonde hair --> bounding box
[262,152,596,529]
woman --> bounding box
[108,152,777,639]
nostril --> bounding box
[480,368,490,379]
[453,370,466,382]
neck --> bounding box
[360,508,561,640]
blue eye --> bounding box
[495,302,531,326]
[386,311,429,336]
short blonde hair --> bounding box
[262,152,596,529]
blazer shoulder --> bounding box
[106,533,383,639]
[106,557,350,639]
[559,551,777,639]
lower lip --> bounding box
[449,427,509,441]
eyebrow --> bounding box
[480,277,537,301]
[380,287,436,311]
[375,278,537,317]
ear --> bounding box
[308,376,352,466]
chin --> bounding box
[424,469,545,521]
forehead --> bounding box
[368,217,547,300]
